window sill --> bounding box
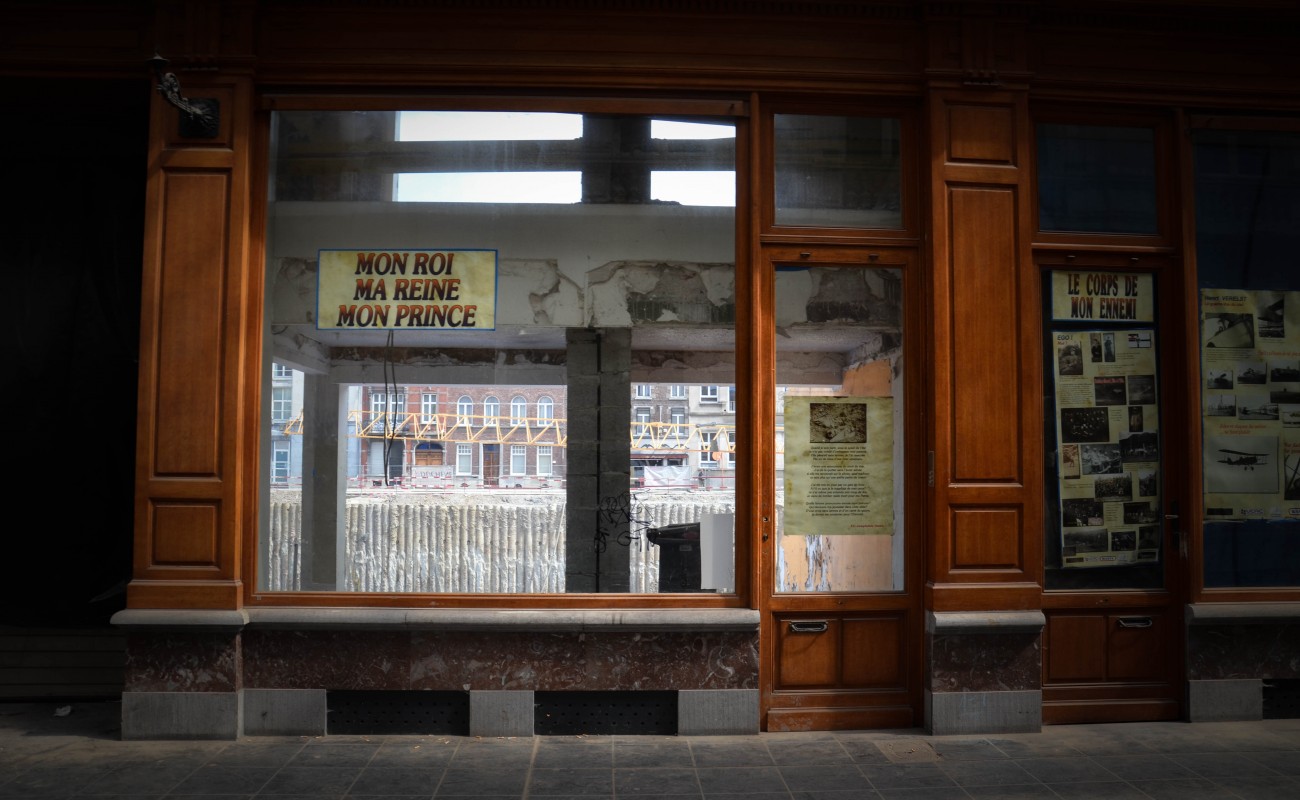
[1186,602,1300,625]
[112,607,760,633]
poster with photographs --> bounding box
[1054,324,1161,569]
[783,396,894,536]
[1201,288,1300,519]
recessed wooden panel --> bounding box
[777,618,837,688]
[153,171,228,476]
[841,616,903,687]
[948,104,1015,164]
[950,186,1019,481]
[151,502,220,566]
[1046,614,1106,683]
[1108,613,1168,681]
[951,507,1021,569]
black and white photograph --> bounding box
[1103,332,1116,362]
[1270,385,1300,404]
[1206,368,1233,390]
[808,401,867,444]
[1063,528,1109,555]
[1269,361,1300,383]
[1110,529,1137,551]
[1127,374,1156,404]
[1060,407,1111,443]
[1061,444,1081,479]
[1095,473,1133,502]
[1205,394,1236,417]
[1128,405,1144,432]
[1090,333,1103,363]
[1286,454,1300,501]
[1283,404,1300,428]
[1062,498,1104,527]
[1237,361,1267,385]
[1204,433,1279,494]
[1081,443,1123,475]
[1237,399,1279,420]
[1137,469,1158,497]
[1123,501,1160,525]
[1057,339,1084,376]
[1203,312,1255,349]
[1094,376,1127,406]
[1120,431,1159,462]
[1256,292,1285,339]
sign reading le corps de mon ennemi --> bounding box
[317,249,497,330]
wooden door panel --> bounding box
[777,618,838,688]
[841,616,904,687]
[1108,613,1168,681]
[1046,614,1107,683]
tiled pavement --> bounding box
[2,702,1298,799]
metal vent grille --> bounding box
[326,690,469,735]
[534,690,677,735]
[1264,679,1300,719]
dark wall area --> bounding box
[2,77,148,626]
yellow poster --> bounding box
[783,396,893,536]
[1051,271,1154,323]
[1200,288,1300,520]
[1053,326,1161,568]
[316,249,497,330]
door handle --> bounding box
[1117,617,1153,628]
[788,620,828,633]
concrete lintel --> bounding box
[244,607,761,632]
[926,611,1046,635]
[1186,602,1300,625]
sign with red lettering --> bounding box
[1051,271,1153,323]
[316,249,497,330]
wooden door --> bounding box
[759,248,923,731]
[1039,264,1186,723]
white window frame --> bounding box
[634,406,652,436]
[510,395,528,425]
[272,442,291,482]
[725,429,737,467]
[457,395,474,426]
[510,444,527,475]
[456,443,474,475]
[483,395,500,424]
[669,384,686,399]
[536,396,554,424]
[726,385,736,413]
[272,363,293,379]
[634,383,652,399]
[537,445,553,476]
[420,392,438,424]
[272,386,292,423]
[700,385,719,403]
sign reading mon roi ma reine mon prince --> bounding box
[317,249,498,330]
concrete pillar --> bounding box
[300,377,347,590]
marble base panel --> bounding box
[124,632,240,692]
[1187,624,1300,680]
[927,632,1041,693]
[242,630,759,691]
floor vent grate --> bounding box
[326,690,470,735]
[534,690,677,735]
[1263,679,1300,719]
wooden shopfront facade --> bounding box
[3,0,1298,737]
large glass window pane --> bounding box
[1036,123,1158,234]
[774,266,905,593]
[261,108,736,594]
[1193,127,1300,588]
[774,114,902,229]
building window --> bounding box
[634,406,652,436]
[726,385,736,413]
[261,107,738,596]
[774,113,902,229]
[725,429,737,467]
[272,363,293,379]
[272,386,292,423]
[669,384,686,399]
[483,395,500,424]
[272,443,290,483]
[700,385,719,403]
[456,443,474,475]
[669,406,686,432]
[421,393,438,424]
